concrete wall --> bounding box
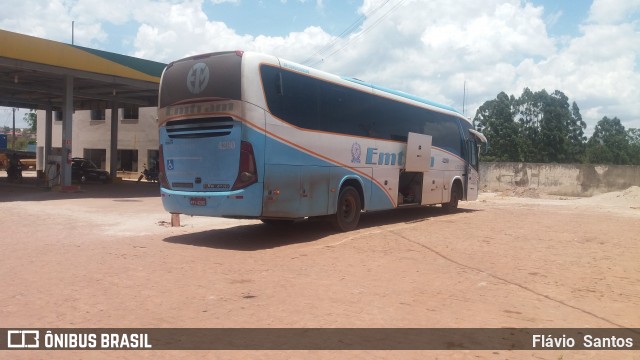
[479,162,640,197]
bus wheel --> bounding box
[442,184,460,212]
[332,186,361,232]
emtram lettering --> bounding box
[365,147,404,166]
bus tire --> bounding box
[331,186,361,232]
[442,183,460,212]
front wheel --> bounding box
[331,186,362,232]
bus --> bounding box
[157,51,487,231]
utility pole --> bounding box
[12,107,16,150]
[462,81,466,116]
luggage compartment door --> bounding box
[405,132,432,173]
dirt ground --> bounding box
[0,175,639,359]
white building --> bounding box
[36,106,159,174]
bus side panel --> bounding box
[263,165,331,218]
[371,167,399,209]
[263,133,333,218]
[263,164,301,217]
[263,131,399,216]
[422,170,443,205]
[300,165,330,217]
[466,167,480,201]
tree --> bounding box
[585,117,630,165]
[568,101,587,162]
[473,92,520,161]
[625,128,640,165]
[538,90,580,163]
[514,87,542,162]
[23,110,37,132]
[477,88,586,163]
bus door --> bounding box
[464,138,479,201]
[464,128,486,201]
[404,133,441,205]
[405,132,432,172]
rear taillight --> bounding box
[158,145,171,189]
[231,141,257,190]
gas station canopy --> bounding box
[0,29,168,187]
[0,29,165,111]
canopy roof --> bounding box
[0,29,166,110]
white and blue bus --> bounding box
[158,51,486,231]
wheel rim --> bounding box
[340,195,356,222]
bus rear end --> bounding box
[158,51,264,218]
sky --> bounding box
[1,0,639,136]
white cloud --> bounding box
[130,0,332,61]
[314,0,555,117]
[588,0,640,24]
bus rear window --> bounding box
[160,52,242,108]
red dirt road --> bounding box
[1,182,639,359]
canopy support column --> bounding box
[109,100,119,178]
[60,75,73,187]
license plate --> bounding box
[190,197,207,206]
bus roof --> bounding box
[342,76,462,116]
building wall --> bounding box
[479,162,640,197]
[36,107,158,172]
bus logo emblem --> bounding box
[351,142,361,163]
[187,63,210,94]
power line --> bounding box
[301,0,391,65]
[301,0,400,66]
[314,0,408,66]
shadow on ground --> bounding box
[0,177,160,202]
[163,207,478,251]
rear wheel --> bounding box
[442,183,460,212]
[331,186,362,232]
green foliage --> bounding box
[474,89,640,165]
[628,128,640,165]
[585,117,634,165]
[23,110,37,132]
[474,92,520,161]
[474,88,586,163]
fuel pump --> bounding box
[46,155,61,188]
